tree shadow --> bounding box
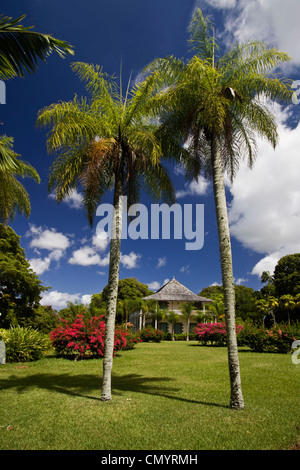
[0,372,229,409]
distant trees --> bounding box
[0,224,46,328]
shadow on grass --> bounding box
[0,372,229,409]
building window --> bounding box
[159,322,168,333]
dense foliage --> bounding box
[137,326,164,343]
[194,322,243,347]
[193,321,299,354]
[0,224,47,328]
[50,314,139,359]
[0,326,51,362]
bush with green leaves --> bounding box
[0,326,51,362]
[137,327,164,343]
[239,322,300,353]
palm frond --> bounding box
[0,14,74,80]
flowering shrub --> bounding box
[137,327,164,343]
[239,322,299,353]
[194,322,243,347]
[50,314,138,359]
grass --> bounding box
[0,341,299,450]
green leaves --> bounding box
[0,136,40,224]
[0,14,74,80]
[38,61,175,226]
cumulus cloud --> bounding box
[228,103,300,278]
[27,225,71,275]
[120,252,141,269]
[147,278,170,291]
[68,246,110,267]
[176,176,209,199]
[40,290,92,310]
[49,188,83,209]
[221,0,300,68]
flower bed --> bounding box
[239,322,299,353]
[194,321,299,353]
[50,314,138,359]
[194,322,243,347]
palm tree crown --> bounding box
[146,7,292,410]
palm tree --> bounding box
[37,62,175,401]
[0,136,40,224]
[165,310,180,341]
[0,14,74,80]
[180,302,195,341]
[147,8,292,409]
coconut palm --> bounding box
[180,302,195,341]
[165,310,180,341]
[0,135,40,224]
[0,14,74,80]
[36,62,175,401]
[147,8,292,409]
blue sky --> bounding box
[2,0,300,310]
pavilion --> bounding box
[129,277,212,334]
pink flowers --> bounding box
[50,314,138,359]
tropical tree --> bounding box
[147,8,292,409]
[36,62,175,401]
[0,14,74,80]
[0,136,40,224]
[180,302,195,340]
[165,310,180,341]
[0,223,46,328]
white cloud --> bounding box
[68,246,109,267]
[27,225,70,275]
[176,176,209,198]
[228,103,300,278]
[157,256,166,268]
[205,0,236,8]
[147,281,161,291]
[49,188,83,209]
[40,290,91,310]
[28,225,70,252]
[222,0,300,68]
[92,231,109,252]
[29,257,51,275]
[120,252,141,269]
[147,278,170,291]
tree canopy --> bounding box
[0,224,47,327]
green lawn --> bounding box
[0,341,299,450]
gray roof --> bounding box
[143,278,212,303]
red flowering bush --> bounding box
[137,327,164,343]
[239,322,299,353]
[50,314,138,359]
[194,322,243,347]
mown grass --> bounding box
[0,341,299,450]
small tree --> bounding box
[165,310,180,341]
[180,303,195,341]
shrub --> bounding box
[240,322,299,353]
[137,327,164,343]
[194,322,243,347]
[50,314,136,359]
[0,326,51,362]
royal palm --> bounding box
[148,8,292,409]
[37,62,174,400]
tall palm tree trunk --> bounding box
[101,166,124,401]
[211,133,244,410]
